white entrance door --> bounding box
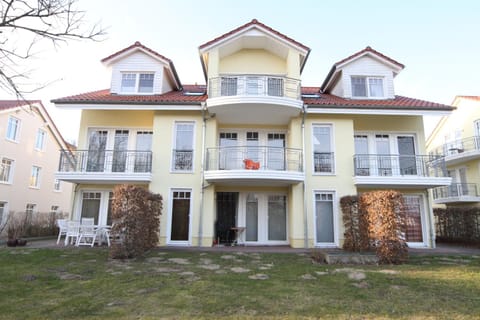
[243,193,287,244]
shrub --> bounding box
[434,207,480,244]
[340,195,369,252]
[359,190,408,264]
[1,211,65,239]
[109,184,162,259]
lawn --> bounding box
[0,247,479,319]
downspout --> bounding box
[198,102,207,247]
[302,104,308,249]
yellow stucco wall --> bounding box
[219,49,287,76]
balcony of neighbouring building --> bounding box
[56,150,152,184]
[432,183,480,204]
[204,146,304,186]
[206,75,303,124]
[353,154,451,188]
[430,136,480,165]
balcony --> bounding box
[430,136,480,165]
[353,154,451,188]
[205,146,304,186]
[206,75,303,124]
[56,150,152,184]
[433,183,480,204]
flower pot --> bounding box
[6,239,17,247]
[16,239,27,246]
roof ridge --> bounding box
[335,46,405,69]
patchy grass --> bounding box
[0,248,479,319]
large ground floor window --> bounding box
[169,189,192,244]
[314,191,337,247]
[75,190,113,226]
[403,195,425,244]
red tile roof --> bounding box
[52,85,207,105]
[302,87,453,111]
[101,41,173,64]
[199,19,310,52]
[52,85,453,111]
[0,99,41,111]
[334,46,404,69]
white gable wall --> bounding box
[336,55,396,99]
[110,51,166,94]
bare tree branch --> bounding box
[0,0,106,100]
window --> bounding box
[403,196,424,243]
[54,179,61,191]
[220,77,238,96]
[30,166,41,188]
[0,202,6,225]
[172,122,194,171]
[6,116,20,141]
[170,190,191,241]
[139,73,154,93]
[315,192,335,244]
[121,72,154,93]
[267,77,283,97]
[26,203,36,215]
[313,125,334,173]
[81,192,102,225]
[351,76,384,98]
[50,205,59,214]
[0,158,14,183]
[35,129,47,151]
[134,131,153,172]
[121,73,136,93]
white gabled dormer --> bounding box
[101,41,182,95]
[321,46,404,100]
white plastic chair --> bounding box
[64,220,80,246]
[77,218,97,247]
[56,219,68,245]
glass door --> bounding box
[134,131,152,172]
[170,190,191,242]
[268,133,285,170]
[245,193,258,242]
[87,130,108,172]
[375,134,392,176]
[267,195,287,241]
[112,130,129,172]
[397,136,417,175]
[219,132,238,169]
[315,192,335,245]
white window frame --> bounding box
[6,116,21,142]
[120,72,155,94]
[73,189,112,226]
[35,128,47,151]
[30,166,41,188]
[167,188,193,246]
[313,190,338,248]
[312,124,335,175]
[171,122,195,173]
[351,76,385,99]
[0,158,14,184]
[0,201,7,225]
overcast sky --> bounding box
[8,0,480,143]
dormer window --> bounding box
[121,72,154,93]
[351,76,384,98]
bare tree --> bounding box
[0,0,105,98]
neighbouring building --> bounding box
[52,19,453,248]
[0,100,73,224]
[427,96,480,208]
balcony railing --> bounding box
[206,146,303,172]
[433,183,479,200]
[58,150,152,173]
[353,154,447,177]
[313,152,334,173]
[172,150,193,171]
[430,136,480,156]
[208,75,301,100]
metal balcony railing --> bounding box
[430,136,480,156]
[172,150,193,171]
[433,183,479,200]
[208,75,301,100]
[58,150,152,173]
[206,146,303,172]
[353,154,447,177]
[313,152,335,173]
